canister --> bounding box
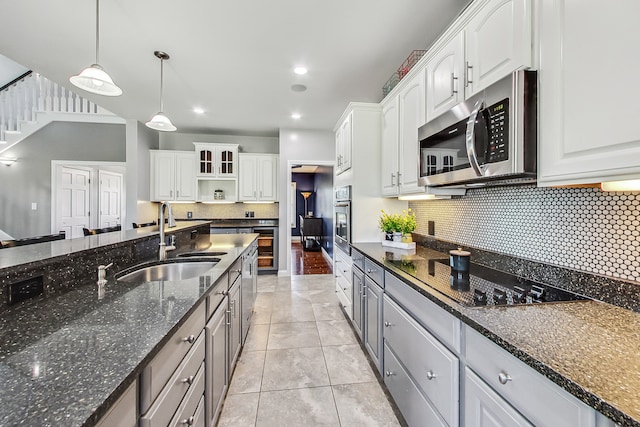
[449,247,470,272]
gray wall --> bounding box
[0,122,126,238]
[126,120,159,228]
[159,132,278,153]
[313,166,334,257]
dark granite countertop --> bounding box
[352,242,640,427]
[0,232,256,427]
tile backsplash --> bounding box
[159,202,279,220]
[409,186,640,283]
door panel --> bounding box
[56,166,91,239]
[99,170,122,228]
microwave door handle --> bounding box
[466,99,484,177]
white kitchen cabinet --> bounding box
[464,368,533,427]
[537,0,640,186]
[398,70,426,194]
[335,246,353,318]
[425,0,532,122]
[238,154,278,202]
[335,113,352,175]
[381,97,400,196]
[193,143,238,178]
[150,150,196,202]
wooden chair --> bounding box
[83,225,122,236]
[132,221,157,229]
[0,231,66,248]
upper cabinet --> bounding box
[335,114,353,175]
[537,0,640,186]
[425,0,533,122]
[194,143,238,178]
[398,70,427,194]
[381,97,400,197]
[238,154,279,202]
[150,150,196,202]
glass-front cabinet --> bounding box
[194,143,238,178]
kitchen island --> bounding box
[0,225,257,426]
[353,242,639,427]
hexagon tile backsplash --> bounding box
[409,186,640,283]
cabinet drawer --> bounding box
[465,326,595,427]
[96,380,137,427]
[384,295,459,426]
[364,258,383,287]
[140,302,206,412]
[169,364,205,427]
[207,273,228,320]
[464,367,533,427]
[385,271,461,352]
[336,275,352,304]
[229,259,242,288]
[384,343,447,427]
[140,334,205,427]
[351,249,365,272]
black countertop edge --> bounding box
[351,241,638,427]
[411,233,640,312]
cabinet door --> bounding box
[216,146,237,178]
[351,267,364,338]
[205,299,228,426]
[381,97,400,196]
[426,32,464,121]
[364,279,383,373]
[466,0,532,97]
[196,146,215,177]
[151,151,176,201]
[228,280,242,374]
[238,155,257,201]
[464,368,533,427]
[175,152,196,201]
[398,70,426,194]
[258,155,278,201]
[335,127,344,174]
[538,0,640,186]
[340,115,352,173]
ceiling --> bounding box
[0,0,470,136]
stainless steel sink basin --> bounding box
[117,260,219,283]
[177,251,227,258]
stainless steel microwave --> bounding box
[418,70,537,187]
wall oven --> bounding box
[418,70,537,187]
[334,185,351,255]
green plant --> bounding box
[379,209,416,234]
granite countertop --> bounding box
[0,233,256,427]
[180,218,279,228]
[0,221,211,270]
[352,242,640,427]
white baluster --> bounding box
[30,74,37,120]
[45,79,52,112]
[37,74,45,111]
[53,82,60,112]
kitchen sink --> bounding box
[117,260,219,283]
[177,251,228,258]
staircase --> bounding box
[0,71,124,154]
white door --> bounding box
[99,170,122,228]
[56,166,91,239]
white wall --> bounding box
[126,120,159,229]
[278,129,335,275]
[159,132,278,153]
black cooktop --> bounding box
[386,254,587,308]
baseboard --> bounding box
[321,248,333,264]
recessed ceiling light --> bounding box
[291,84,307,92]
[193,107,205,114]
[291,113,302,119]
[293,66,307,75]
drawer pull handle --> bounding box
[385,370,395,377]
[426,370,436,380]
[384,321,392,327]
[180,416,195,426]
[182,375,195,385]
[183,335,196,344]
[343,287,347,291]
[498,372,512,385]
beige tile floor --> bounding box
[217,274,402,427]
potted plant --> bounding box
[398,209,417,243]
[379,209,416,242]
[379,210,400,241]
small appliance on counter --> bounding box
[214,189,224,200]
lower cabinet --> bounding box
[95,380,137,427]
[334,246,353,317]
[351,266,364,338]
[228,275,242,372]
[205,296,228,426]
[363,277,383,373]
[464,367,532,427]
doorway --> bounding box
[289,162,334,275]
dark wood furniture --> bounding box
[0,231,66,249]
[133,221,157,229]
[299,216,322,251]
[83,225,122,236]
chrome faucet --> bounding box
[158,201,177,260]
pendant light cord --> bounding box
[159,57,164,112]
[95,0,100,64]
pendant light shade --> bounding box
[69,0,122,96]
[146,51,177,132]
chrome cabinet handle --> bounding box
[180,416,195,426]
[426,370,437,380]
[451,72,458,95]
[181,375,195,385]
[465,99,484,177]
[385,370,395,377]
[176,190,179,198]
[226,310,231,326]
[391,173,395,187]
[498,371,512,385]
[182,335,196,344]
[465,61,473,86]
[384,321,392,327]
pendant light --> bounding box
[69,0,122,96]
[146,51,177,132]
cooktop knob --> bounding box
[474,289,488,306]
[493,288,507,305]
[512,286,527,304]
